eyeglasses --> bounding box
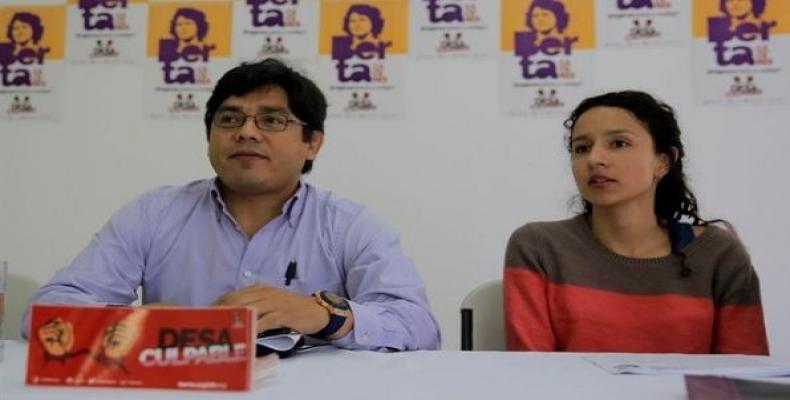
[212,110,307,132]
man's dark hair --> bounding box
[204,58,327,173]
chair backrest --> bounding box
[460,279,505,351]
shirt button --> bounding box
[243,270,252,278]
[361,333,369,343]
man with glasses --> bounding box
[22,58,441,351]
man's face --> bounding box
[38,318,74,357]
[208,85,323,198]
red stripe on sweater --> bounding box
[504,268,768,354]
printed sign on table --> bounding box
[26,305,254,391]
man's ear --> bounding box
[306,130,324,160]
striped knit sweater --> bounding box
[503,215,769,354]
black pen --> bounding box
[284,261,297,286]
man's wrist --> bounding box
[311,291,352,339]
[327,313,353,341]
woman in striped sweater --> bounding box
[504,91,768,354]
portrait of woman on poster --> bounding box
[6,12,47,58]
[720,0,767,31]
[525,0,570,46]
[503,90,769,355]
[342,4,387,52]
[169,8,209,53]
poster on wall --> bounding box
[232,0,319,66]
[0,3,66,121]
[143,0,233,120]
[411,0,497,59]
[499,0,596,117]
[316,0,408,119]
[67,0,148,65]
[693,0,790,106]
[597,0,687,48]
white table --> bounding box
[2,340,789,399]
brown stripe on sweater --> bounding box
[505,215,762,305]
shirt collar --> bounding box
[283,179,307,227]
[209,178,307,228]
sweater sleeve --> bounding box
[503,225,556,351]
[711,233,769,355]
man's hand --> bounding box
[213,284,330,335]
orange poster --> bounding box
[499,0,596,117]
[0,4,66,121]
[317,0,409,119]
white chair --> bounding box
[460,280,505,351]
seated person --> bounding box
[22,58,441,351]
[503,90,768,354]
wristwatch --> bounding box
[312,290,351,339]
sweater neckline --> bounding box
[571,214,717,267]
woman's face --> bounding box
[11,20,34,44]
[348,12,373,38]
[175,16,198,41]
[569,106,669,211]
[530,7,558,33]
[725,0,754,19]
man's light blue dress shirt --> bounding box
[23,179,441,351]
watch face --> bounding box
[320,291,350,311]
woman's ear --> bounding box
[656,147,679,178]
[670,146,680,164]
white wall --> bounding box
[2,44,789,354]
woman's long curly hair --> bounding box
[564,90,704,226]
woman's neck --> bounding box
[588,203,671,259]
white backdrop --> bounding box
[2,37,789,354]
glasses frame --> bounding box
[212,110,308,132]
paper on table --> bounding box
[253,353,279,381]
[585,354,790,378]
[257,332,303,352]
